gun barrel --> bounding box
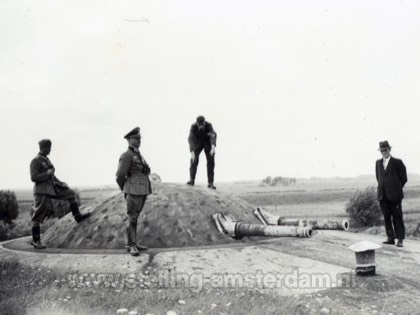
[235,222,312,238]
[212,212,312,238]
[254,208,349,231]
[278,218,349,231]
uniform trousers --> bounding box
[125,194,148,247]
[32,187,77,227]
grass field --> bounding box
[221,178,420,238]
[0,257,349,315]
[9,178,420,235]
[237,187,420,219]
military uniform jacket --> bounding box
[116,147,152,196]
[188,122,217,152]
[376,157,407,202]
[30,154,63,196]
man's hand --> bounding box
[47,168,55,177]
[143,164,151,175]
[190,151,196,163]
[210,145,216,156]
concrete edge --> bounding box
[0,235,296,256]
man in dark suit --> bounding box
[187,115,217,189]
[116,127,152,256]
[30,139,91,249]
[375,141,407,247]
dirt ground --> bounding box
[2,230,420,314]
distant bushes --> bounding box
[0,190,19,224]
[406,222,420,237]
[0,188,78,242]
[0,217,59,242]
[260,176,297,187]
[345,186,382,228]
[0,221,30,242]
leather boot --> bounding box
[31,226,46,249]
[382,238,395,245]
[125,244,148,252]
[70,203,91,223]
[129,246,140,256]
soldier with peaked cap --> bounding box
[376,141,407,248]
[187,115,217,189]
[29,139,91,249]
[116,127,152,256]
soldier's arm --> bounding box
[397,160,408,187]
[30,159,51,183]
[188,125,197,152]
[116,153,131,191]
[207,123,217,147]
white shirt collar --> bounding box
[383,155,392,170]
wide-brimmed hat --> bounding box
[378,141,391,150]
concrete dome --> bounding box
[42,182,262,249]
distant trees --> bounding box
[0,190,19,224]
[261,176,297,187]
[345,186,382,227]
[0,188,71,242]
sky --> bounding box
[1,0,420,189]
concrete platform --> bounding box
[3,230,420,296]
[0,233,352,296]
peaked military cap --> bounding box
[38,139,52,149]
[124,127,141,139]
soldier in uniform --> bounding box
[116,127,152,256]
[30,139,91,249]
[187,115,217,189]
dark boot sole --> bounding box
[31,241,46,249]
[125,245,148,251]
[382,242,395,245]
[75,213,92,223]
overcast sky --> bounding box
[1,1,420,189]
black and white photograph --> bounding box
[1,1,420,314]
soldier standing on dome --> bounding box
[116,127,152,256]
[187,115,217,189]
